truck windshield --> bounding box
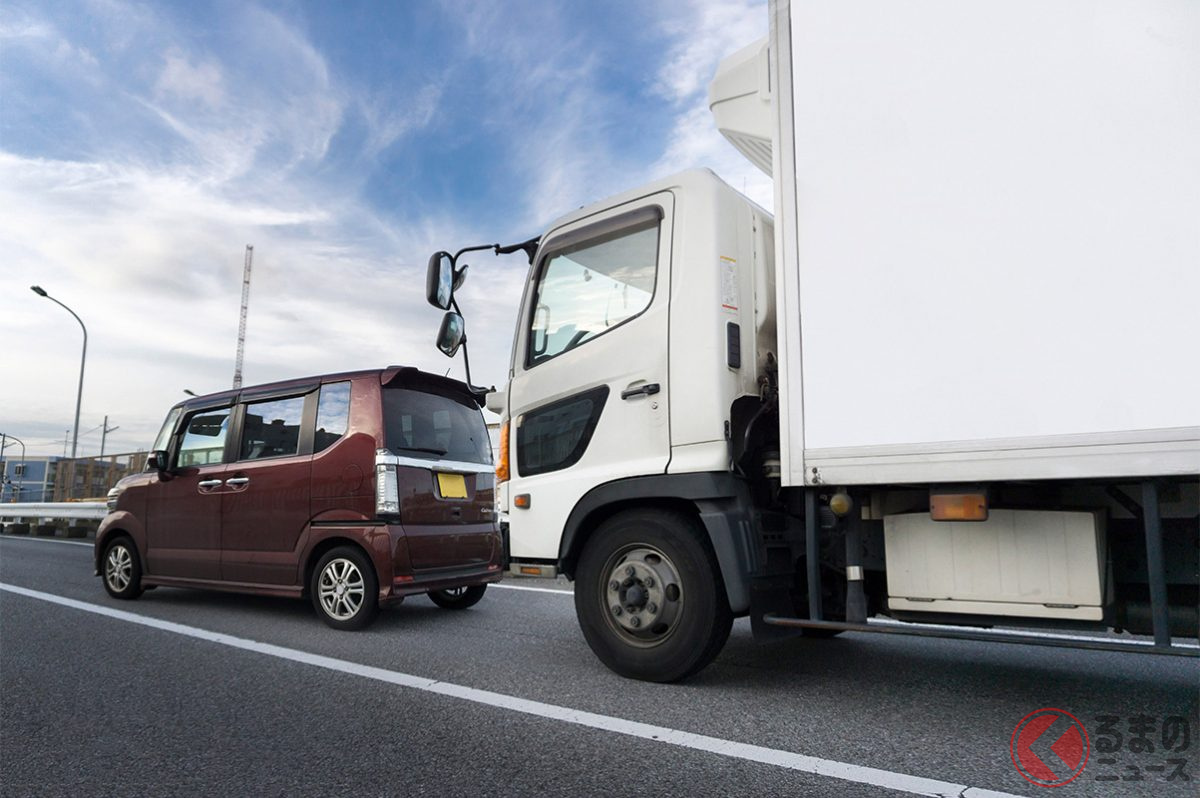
[382,387,491,465]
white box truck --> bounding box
[425,0,1200,681]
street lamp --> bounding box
[0,433,27,501]
[31,286,87,459]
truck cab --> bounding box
[498,170,772,576]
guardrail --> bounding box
[0,502,107,520]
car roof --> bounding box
[173,366,472,412]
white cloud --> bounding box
[654,0,766,104]
[0,0,773,458]
[156,49,225,109]
[647,0,771,207]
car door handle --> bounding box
[197,479,224,489]
[225,477,250,486]
[621,383,660,400]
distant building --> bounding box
[0,455,59,503]
[52,453,148,501]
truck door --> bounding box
[506,195,674,560]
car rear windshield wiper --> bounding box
[393,446,448,456]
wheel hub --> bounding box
[603,548,681,638]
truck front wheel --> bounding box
[574,508,733,682]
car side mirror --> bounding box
[426,251,454,310]
[436,312,465,357]
[149,449,172,479]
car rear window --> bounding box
[382,387,491,465]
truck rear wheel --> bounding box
[574,508,733,682]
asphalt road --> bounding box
[1,534,1196,797]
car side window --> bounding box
[146,407,182,471]
[239,395,306,460]
[314,381,351,454]
[526,211,660,367]
[177,409,231,468]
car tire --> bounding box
[311,546,379,631]
[574,508,733,683]
[427,584,487,610]
[102,536,144,600]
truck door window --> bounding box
[517,386,609,476]
[177,409,231,468]
[527,212,660,366]
[239,395,306,460]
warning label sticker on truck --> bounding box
[720,256,738,312]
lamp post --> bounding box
[31,286,87,460]
[0,433,27,502]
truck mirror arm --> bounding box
[449,296,494,407]
[493,236,541,264]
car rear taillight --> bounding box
[375,451,400,516]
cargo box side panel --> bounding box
[779,1,1200,483]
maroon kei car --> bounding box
[95,366,501,629]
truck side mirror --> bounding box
[426,251,454,310]
[436,312,466,357]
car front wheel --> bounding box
[102,537,144,600]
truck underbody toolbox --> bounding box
[770,479,1198,657]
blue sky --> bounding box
[1,0,769,458]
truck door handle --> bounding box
[225,477,250,486]
[197,479,223,489]
[621,383,660,400]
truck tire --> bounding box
[574,508,733,682]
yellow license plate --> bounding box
[436,472,467,499]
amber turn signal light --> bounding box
[514,493,531,509]
[496,422,510,483]
[930,491,989,521]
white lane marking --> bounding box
[491,582,573,595]
[0,535,92,548]
[0,582,1020,798]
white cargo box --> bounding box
[765,0,1200,486]
[884,509,1106,621]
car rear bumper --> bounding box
[385,562,503,602]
